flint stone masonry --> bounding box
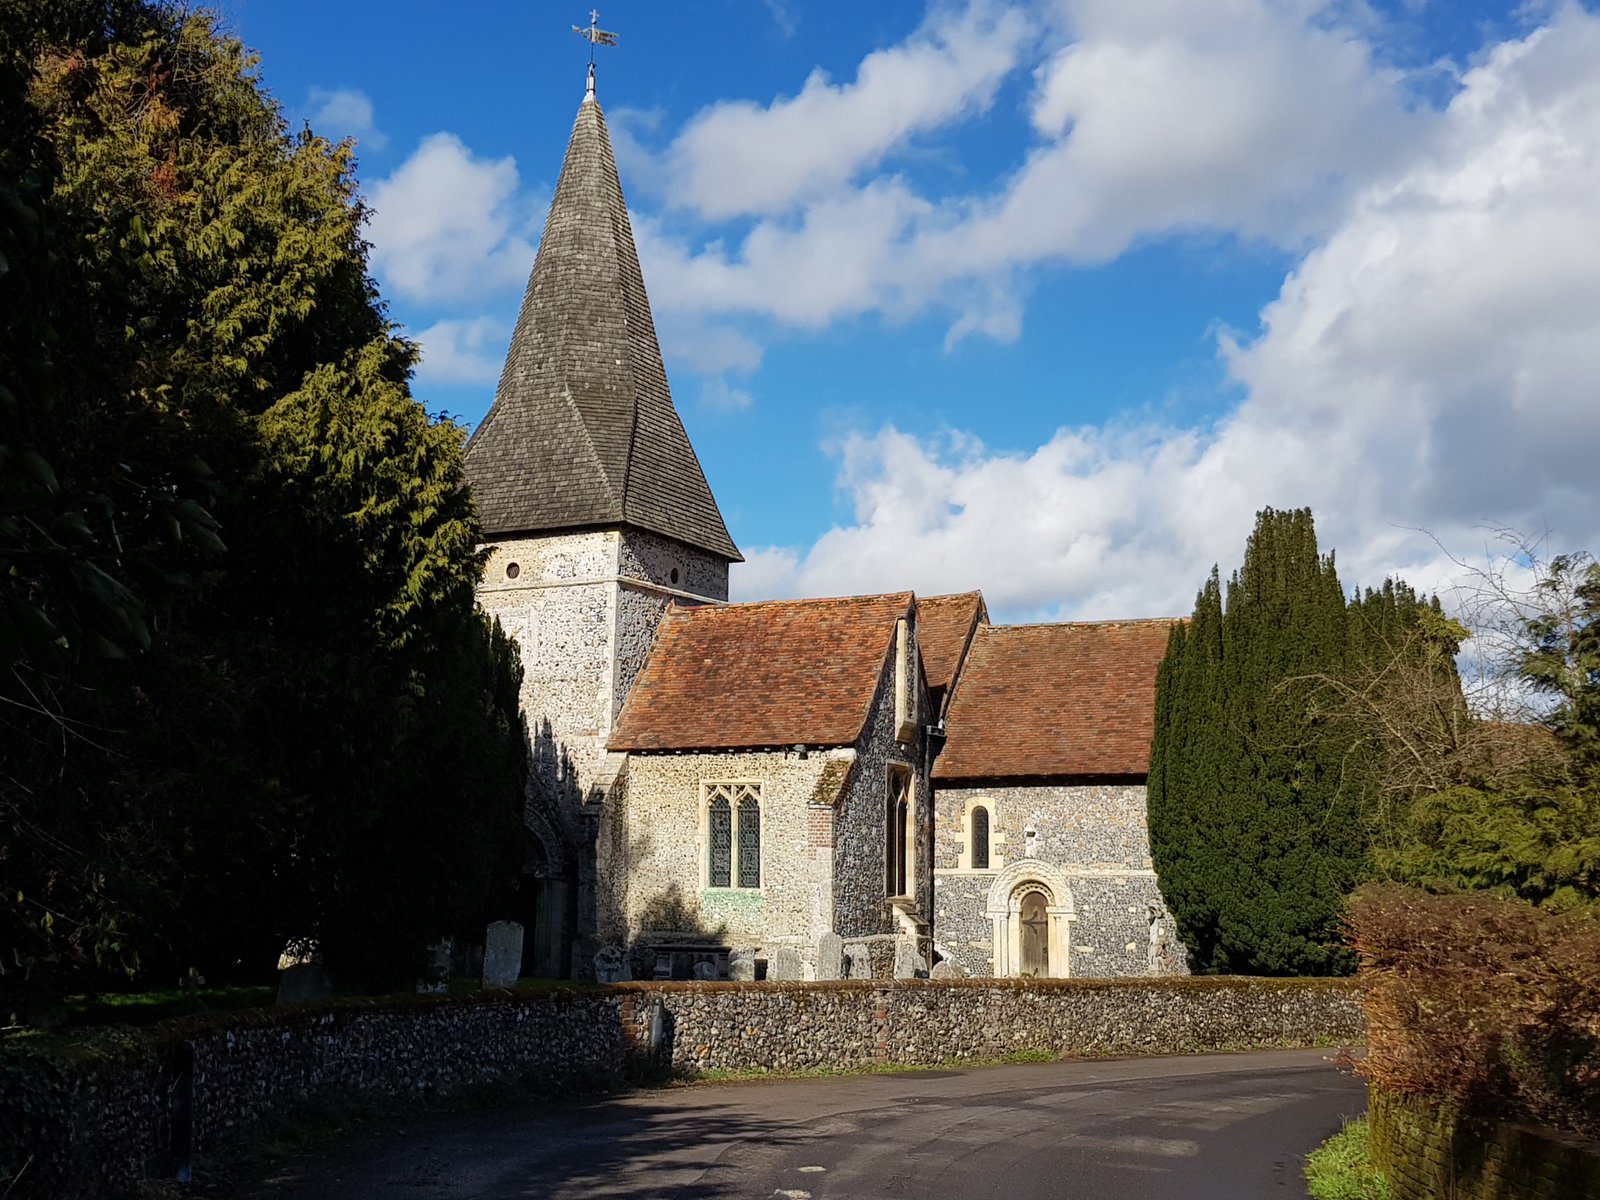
[934,783,1187,978]
[4,977,1362,1199]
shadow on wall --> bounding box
[515,717,589,979]
[628,864,731,981]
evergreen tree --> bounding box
[1,1,526,997]
[1149,508,1430,974]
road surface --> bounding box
[240,1048,1364,1199]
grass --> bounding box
[1305,1117,1393,1200]
[56,985,277,1029]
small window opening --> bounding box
[971,806,990,870]
[670,567,680,585]
[505,562,520,580]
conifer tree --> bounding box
[1149,508,1428,974]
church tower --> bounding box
[466,68,741,976]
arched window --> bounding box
[971,805,990,870]
[707,782,762,889]
[708,795,732,888]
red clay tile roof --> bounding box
[609,593,913,751]
[933,619,1179,781]
[916,592,987,715]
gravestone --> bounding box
[728,950,757,981]
[815,932,844,981]
[417,938,452,993]
[691,960,717,981]
[276,962,332,1005]
[769,946,803,982]
[930,959,963,980]
[482,921,524,989]
[593,945,628,983]
[893,937,926,979]
[843,943,870,980]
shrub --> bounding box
[1347,885,1600,1138]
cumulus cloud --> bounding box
[635,0,1427,340]
[306,86,387,150]
[658,2,1029,219]
[412,316,511,387]
[366,133,538,303]
[699,378,756,412]
[731,5,1600,618]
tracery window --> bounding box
[971,805,991,870]
[706,782,761,889]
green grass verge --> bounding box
[1305,1117,1393,1200]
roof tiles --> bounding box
[610,593,914,752]
[933,619,1178,781]
[916,592,988,715]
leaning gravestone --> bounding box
[276,962,332,1005]
[929,959,963,980]
[482,921,524,989]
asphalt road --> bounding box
[240,1049,1364,1199]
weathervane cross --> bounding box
[576,9,617,75]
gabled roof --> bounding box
[464,86,740,561]
[916,592,988,717]
[609,593,913,752]
[934,619,1178,781]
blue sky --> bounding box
[216,0,1600,621]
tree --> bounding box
[1148,508,1434,974]
[1,1,526,999]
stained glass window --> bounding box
[708,795,732,888]
[706,783,761,889]
[737,794,761,888]
[971,806,990,870]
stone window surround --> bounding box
[983,859,1077,979]
[951,795,1007,873]
[886,764,915,900]
[701,779,763,892]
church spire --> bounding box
[465,69,741,562]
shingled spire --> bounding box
[465,83,741,562]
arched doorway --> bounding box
[984,861,1075,978]
[517,833,567,979]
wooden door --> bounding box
[1020,891,1049,977]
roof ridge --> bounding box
[982,616,1181,631]
[670,591,915,615]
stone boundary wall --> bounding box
[4,978,1361,1198]
[1368,1085,1600,1200]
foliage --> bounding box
[1,1,527,1001]
[1304,1118,1392,1200]
[1148,507,1436,974]
[1348,885,1600,1140]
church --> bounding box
[464,67,1186,984]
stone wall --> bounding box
[833,636,931,940]
[1368,1085,1600,1200]
[603,747,845,979]
[932,782,1186,978]
[3,978,1362,1198]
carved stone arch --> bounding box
[982,860,1076,979]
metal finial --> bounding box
[573,9,618,89]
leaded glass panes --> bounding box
[708,796,732,888]
[737,795,761,887]
[972,806,990,870]
[705,783,761,889]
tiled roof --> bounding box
[934,619,1179,781]
[916,592,987,716]
[464,88,740,561]
[609,593,913,751]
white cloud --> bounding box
[412,316,511,387]
[366,133,538,304]
[699,378,755,412]
[658,2,1029,219]
[306,86,387,150]
[634,0,1428,340]
[731,5,1600,619]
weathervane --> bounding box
[573,10,618,95]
